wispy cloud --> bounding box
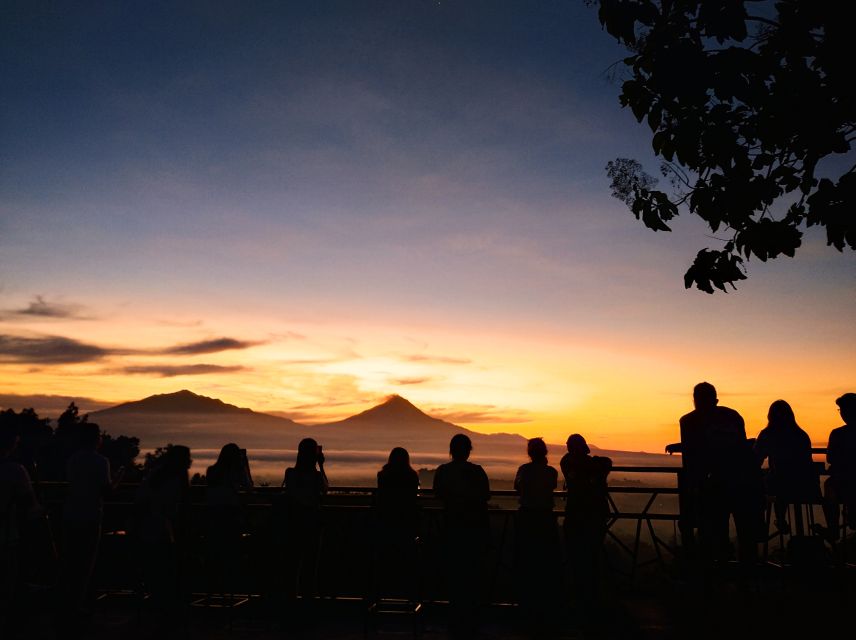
[161,337,262,355]
[119,364,247,377]
[402,354,471,365]
[389,376,434,386]
[2,296,90,320]
[430,405,533,424]
[0,334,111,364]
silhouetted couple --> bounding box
[669,382,761,576]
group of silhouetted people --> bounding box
[669,383,856,580]
[2,385,855,637]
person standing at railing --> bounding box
[0,423,40,638]
[373,447,420,601]
[753,400,820,535]
[433,434,490,639]
[667,382,760,574]
[135,445,192,628]
[820,393,856,540]
[205,443,253,595]
[513,437,559,630]
[560,433,611,612]
[279,438,328,625]
[59,422,124,632]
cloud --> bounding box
[401,354,471,365]
[119,364,247,377]
[0,334,111,364]
[161,337,261,355]
[1,296,90,321]
[389,376,433,386]
[430,405,533,424]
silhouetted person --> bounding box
[668,382,759,573]
[820,393,856,540]
[60,422,123,630]
[373,447,420,600]
[205,443,253,595]
[433,434,490,638]
[278,438,328,620]
[514,438,559,631]
[0,424,39,638]
[754,400,820,534]
[135,445,191,628]
[376,446,420,541]
[560,434,611,610]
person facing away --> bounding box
[560,433,611,609]
[753,400,819,533]
[432,434,490,638]
[376,447,419,539]
[61,422,123,624]
[205,443,253,589]
[278,438,328,610]
[433,434,490,529]
[135,445,192,622]
[822,393,856,538]
[513,438,559,627]
[0,424,39,636]
[206,443,253,507]
[671,382,759,568]
[282,437,328,510]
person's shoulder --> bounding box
[828,425,848,442]
[679,410,697,425]
[716,405,744,420]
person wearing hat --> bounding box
[560,433,611,609]
[821,393,856,539]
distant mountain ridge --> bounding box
[90,389,527,452]
[98,389,255,415]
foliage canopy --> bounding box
[595,0,854,292]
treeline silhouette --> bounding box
[1,385,855,638]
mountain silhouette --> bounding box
[96,389,255,415]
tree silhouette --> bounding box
[593,1,854,292]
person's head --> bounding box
[76,422,101,450]
[566,433,590,456]
[150,444,192,487]
[215,443,242,470]
[296,438,320,469]
[692,382,718,410]
[385,446,411,470]
[837,393,856,426]
[449,434,472,462]
[527,437,548,463]
[0,424,18,457]
[767,400,798,430]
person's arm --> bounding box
[479,466,490,504]
[827,430,839,469]
[513,466,523,493]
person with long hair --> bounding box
[278,438,328,622]
[754,400,819,534]
[513,438,559,629]
[373,447,420,602]
[136,445,192,626]
[205,443,253,594]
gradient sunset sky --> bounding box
[1,1,853,452]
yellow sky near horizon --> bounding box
[1,298,851,453]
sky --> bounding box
[1,1,853,452]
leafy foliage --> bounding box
[595,1,855,292]
[0,403,141,480]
